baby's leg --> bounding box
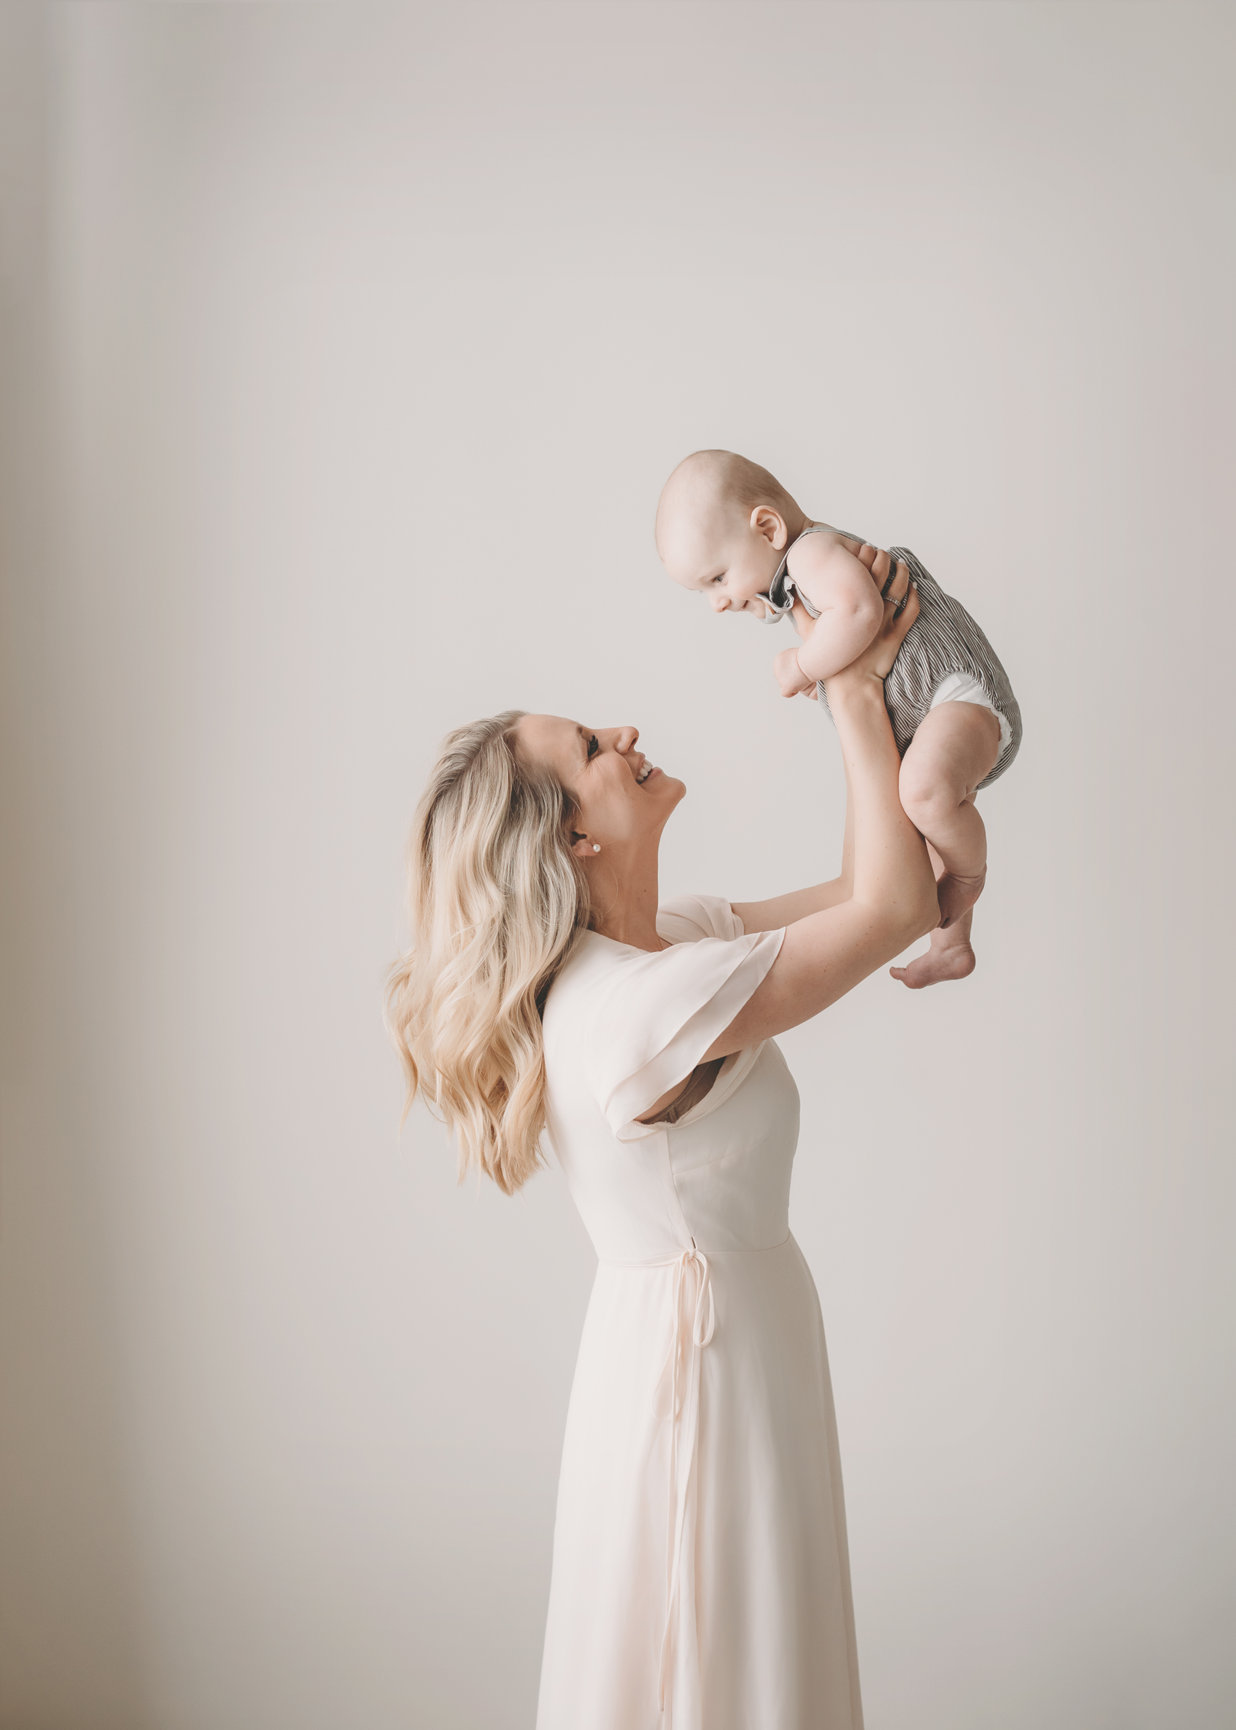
[899,700,1000,922]
[889,702,1001,989]
[890,843,979,987]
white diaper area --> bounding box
[928,671,1013,757]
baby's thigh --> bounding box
[899,700,1002,807]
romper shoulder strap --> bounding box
[802,520,871,545]
[760,522,873,622]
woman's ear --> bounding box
[750,506,788,550]
[569,831,599,859]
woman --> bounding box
[385,556,937,1729]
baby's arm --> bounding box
[773,537,886,694]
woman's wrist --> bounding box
[824,669,886,708]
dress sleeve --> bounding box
[655,892,748,944]
[580,914,786,1141]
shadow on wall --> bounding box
[0,9,149,1728]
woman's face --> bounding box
[513,715,685,859]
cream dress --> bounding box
[535,894,864,1730]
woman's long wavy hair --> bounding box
[383,710,591,1195]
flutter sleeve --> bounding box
[579,895,786,1141]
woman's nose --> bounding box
[615,725,639,752]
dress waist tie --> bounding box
[657,1244,715,1724]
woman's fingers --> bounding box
[882,576,919,649]
[876,552,907,603]
[885,560,917,617]
[867,546,914,613]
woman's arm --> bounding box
[703,574,938,1057]
[733,546,899,933]
[730,802,853,933]
[728,874,852,933]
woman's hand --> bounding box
[825,553,918,693]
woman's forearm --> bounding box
[828,677,936,932]
[703,678,941,1057]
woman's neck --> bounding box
[588,854,666,951]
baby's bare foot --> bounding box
[936,866,987,931]
[890,933,977,989]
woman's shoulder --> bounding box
[656,892,746,943]
[540,894,785,1134]
[541,894,745,1034]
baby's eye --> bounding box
[710,574,725,585]
[587,734,599,759]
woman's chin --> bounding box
[640,765,685,798]
[645,778,686,826]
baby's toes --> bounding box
[890,955,933,989]
[891,944,977,989]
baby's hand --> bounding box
[773,645,818,700]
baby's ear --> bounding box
[749,505,788,549]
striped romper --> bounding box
[761,522,1022,791]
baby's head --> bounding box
[655,449,807,618]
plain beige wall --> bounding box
[2,3,1233,1727]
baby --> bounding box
[655,449,1022,989]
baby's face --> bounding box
[662,510,785,620]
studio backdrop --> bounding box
[2,5,1232,1729]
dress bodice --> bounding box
[541,896,798,1263]
[538,895,823,1725]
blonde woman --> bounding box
[386,557,936,1730]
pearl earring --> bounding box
[592,843,601,853]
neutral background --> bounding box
[3,4,1233,1728]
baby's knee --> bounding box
[899,753,954,823]
[893,754,941,813]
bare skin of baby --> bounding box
[656,450,1002,988]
